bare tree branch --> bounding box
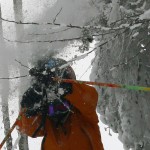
[79,58,95,79]
[0,75,28,80]
[109,13,143,26]
[0,16,82,29]
[1,16,148,31]
[3,36,83,44]
[15,59,30,69]
[93,30,118,36]
[66,29,127,66]
[88,29,128,55]
[28,27,72,36]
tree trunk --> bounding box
[13,1,29,150]
[0,4,13,150]
[1,74,12,150]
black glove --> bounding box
[29,68,40,76]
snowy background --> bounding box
[0,0,150,150]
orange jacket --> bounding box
[17,83,104,150]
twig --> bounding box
[3,36,82,44]
[110,13,142,26]
[93,30,118,36]
[53,7,62,23]
[0,16,82,29]
[28,27,72,36]
[0,75,28,80]
[79,58,94,80]
[15,59,30,69]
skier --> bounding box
[17,57,104,150]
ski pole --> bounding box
[54,78,150,92]
[0,114,22,150]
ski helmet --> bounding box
[45,58,76,79]
[29,57,76,81]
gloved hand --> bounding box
[29,68,40,76]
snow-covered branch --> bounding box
[0,16,82,29]
[3,36,83,44]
